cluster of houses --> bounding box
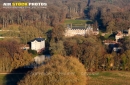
[115,28,130,42]
[103,28,130,52]
[21,24,100,67]
[22,26,130,54]
[18,21,130,68]
[23,24,99,53]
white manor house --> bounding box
[65,24,99,37]
[30,38,45,52]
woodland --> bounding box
[0,0,130,84]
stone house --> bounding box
[29,38,45,52]
[115,31,123,42]
[65,24,99,37]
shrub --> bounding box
[18,55,87,85]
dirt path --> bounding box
[0,73,25,74]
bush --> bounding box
[28,49,37,55]
[18,55,87,85]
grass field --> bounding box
[101,33,115,40]
[65,19,87,24]
[1,24,20,31]
[65,19,92,24]
[88,71,130,85]
[0,74,24,85]
[0,74,6,85]
[0,71,130,85]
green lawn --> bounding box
[1,24,20,31]
[0,31,20,37]
[0,71,130,85]
[88,71,130,85]
[100,33,115,40]
[104,33,111,39]
[0,74,6,85]
[65,19,92,24]
[0,31,7,36]
[0,74,24,85]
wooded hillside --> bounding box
[88,0,130,31]
[0,0,88,28]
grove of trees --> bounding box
[0,0,88,29]
[49,28,130,71]
[87,0,130,32]
[0,40,33,72]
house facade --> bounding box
[128,28,130,35]
[115,31,123,42]
[65,24,99,37]
[30,38,45,52]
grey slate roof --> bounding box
[31,38,45,42]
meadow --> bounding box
[64,19,92,25]
[88,71,130,85]
[0,71,130,85]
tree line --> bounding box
[0,40,33,72]
[87,0,130,32]
[0,0,88,28]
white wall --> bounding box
[31,40,45,52]
[65,29,93,37]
